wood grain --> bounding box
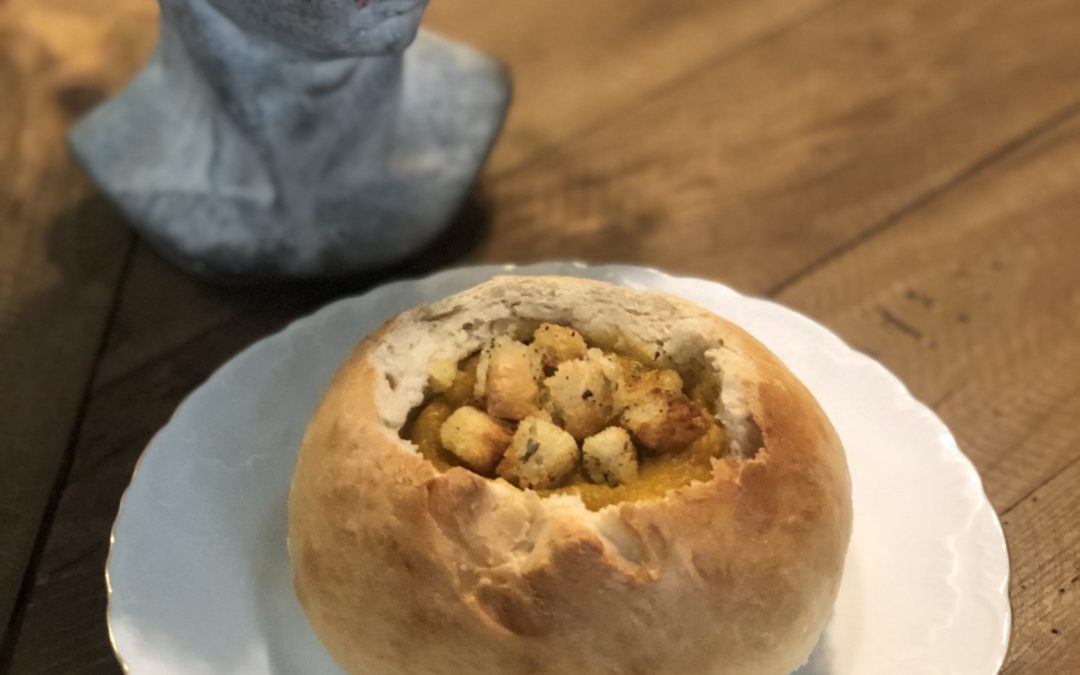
[94,0,1080,396]
[1000,460,1080,674]
[89,191,497,393]
[472,0,1080,292]
[771,109,1080,673]
[423,0,835,174]
[3,0,1080,672]
[91,0,836,395]
[89,246,248,391]
[778,111,1080,512]
[7,311,299,674]
[0,0,154,646]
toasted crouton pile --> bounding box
[402,323,728,508]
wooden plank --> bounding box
[93,0,1080,395]
[15,108,1080,675]
[91,195,498,392]
[89,246,248,391]
[12,207,519,674]
[0,0,154,647]
[1000,460,1080,674]
[470,0,1080,292]
[92,0,833,393]
[776,112,1080,512]
[422,0,833,174]
[12,0,1080,671]
[768,102,1080,675]
[7,311,298,674]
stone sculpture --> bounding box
[71,0,511,281]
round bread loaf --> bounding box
[288,276,852,675]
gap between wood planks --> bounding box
[0,240,136,673]
[765,96,1080,297]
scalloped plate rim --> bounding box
[106,262,1011,675]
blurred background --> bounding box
[2,0,1079,672]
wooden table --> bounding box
[2,0,1078,672]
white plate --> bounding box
[107,263,1011,675]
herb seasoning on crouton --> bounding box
[401,321,730,509]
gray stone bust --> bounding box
[71,0,510,281]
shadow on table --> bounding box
[222,186,496,294]
[193,186,498,321]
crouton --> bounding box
[427,358,459,394]
[407,400,454,469]
[483,337,542,420]
[532,323,587,370]
[611,355,684,413]
[587,328,663,366]
[439,406,513,475]
[496,417,580,489]
[621,389,708,455]
[428,355,480,407]
[443,355,479,407]
[653,369,684,393]
[543,349,617,439]
[685,418,728,459]
[582,427,638,486]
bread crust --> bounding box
[288,276,852,675]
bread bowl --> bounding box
[287,275,852,674]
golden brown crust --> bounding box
[288,276,852,675]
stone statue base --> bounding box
[71,24,510,282]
